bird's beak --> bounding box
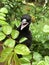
[21,19,29,30]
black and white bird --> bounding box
[16,14,32,48]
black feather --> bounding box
[15,14,32,58]
[16,14,32,48]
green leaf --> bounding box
[4,38,15,48]
[23,54,32,61]
[13,54,21,65]
[0,20,8,26]
[14,44,30,55]
[0,27,2,31]
[20,57,30,64]
[43,25,49,33]
[0,0,7,2]
[32,62,38,65]
[33,52,42,62]
[0,16,6,21]
[14,20,21,27]
[43,43,49,49]
[11,30,19,39]
[0,13,6,17]
[2,25,12,35]
[30,20,49,43]
[37,61,45,65]
[19,37,28,43]
[0,32,6,41]
[11,20,21,28]
[45,56,49,64]
[0,7,8,14]
[0,48,13,62]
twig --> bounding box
[43,0,48,7]
[22,1,35,6]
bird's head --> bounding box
[20,14,31,30]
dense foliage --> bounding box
[0,0,49,65]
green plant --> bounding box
[0,0,49,65]
[0,7,31,65]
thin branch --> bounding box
[43,0,48,7]
[22,0,35,6]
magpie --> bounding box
[16,14,32,48]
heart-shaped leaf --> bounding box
[4,38,15,48]
[11,30,19,39]
[33,52,42,62]
[2,25,12,35]
[14,44,30,55]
